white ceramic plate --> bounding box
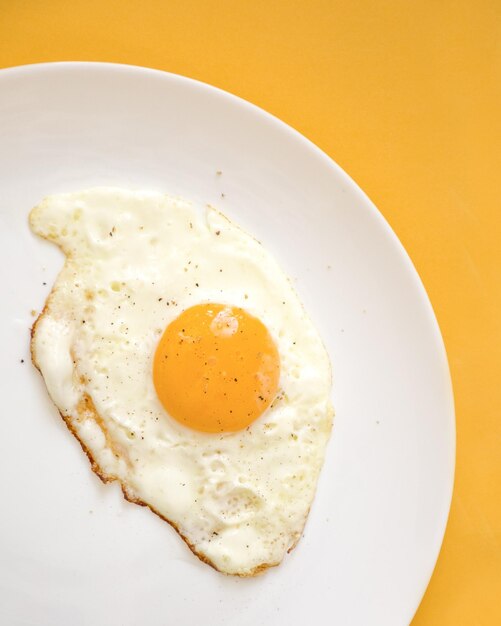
[0,63,454,626]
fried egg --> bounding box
[30,188,333,576]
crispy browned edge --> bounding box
[30,304,296,577]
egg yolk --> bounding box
[153,303,280,433]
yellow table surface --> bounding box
[1,1,499,623]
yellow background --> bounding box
[1,1,499,623]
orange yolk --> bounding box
[153,303,280,433]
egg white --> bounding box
[30,188,333,575]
